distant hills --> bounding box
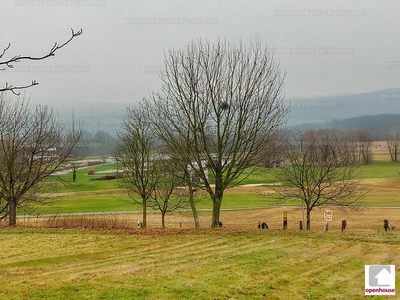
[54,87,400,134]
[285,87,400,126]
[290,114,400,132]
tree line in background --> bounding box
[73,130,117,160]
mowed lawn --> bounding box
[0,228,399,300]
[29,161,400,215]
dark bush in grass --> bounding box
[90,175,116,181]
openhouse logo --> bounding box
[365,265,395,295]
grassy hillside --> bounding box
[0,228,399,300]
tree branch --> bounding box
[0,28,83,95]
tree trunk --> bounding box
[142,197,147,228]
[211,192,223,227]
[161,212,166,228]
[72,165,77,182]
[188,183,200,228]
[306,209,311,230]
[9,201,17,227]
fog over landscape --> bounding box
[1,0,400,132]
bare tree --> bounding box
[1,29,82,95]
[152,125,203,228]
[272,130,365,230]
[148,159,189,228]
[386,126,400,162]
[251,131,287,168]
[0,95,82,226]
[117,106,158,228]
[149,38,287,227]
[356,129,373,165]
[94,130,117,163]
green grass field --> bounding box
[28,161,399,215]
[48,163,120,193]
[4,153,400,299]
[0,228,398,300]
[357,161,400,179]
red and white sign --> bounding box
[324,210,332,221]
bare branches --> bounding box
[272,130,366,229]
[116,105,158,228]
[386,126,400,162]
[150,38,287,227]
[1,81,38,96]
[0,28,82,95]
[0,95,82,226]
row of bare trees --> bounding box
[1,31,388,229]
[117,107,194,228]
[117,39,287,228]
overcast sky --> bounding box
[1,0,400,108]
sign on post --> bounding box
[323,210,332,232]
[324,210,332,221]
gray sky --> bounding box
[1,0,400,107]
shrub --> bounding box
[87,160,102,166]
[115,172,124,178]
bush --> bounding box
[90,175,116,181]
[87,169,96,175]
[87,160,102,166]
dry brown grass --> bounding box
[371,141,392,161]
[10,207,400,236]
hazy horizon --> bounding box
[1,0,400,108]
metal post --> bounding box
[283,211,288,230]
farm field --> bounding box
[0,226,399,300]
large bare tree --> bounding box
[1,29,82,95]
[0,95,81,226]
[272,130,365,230]
[150,38,287,227]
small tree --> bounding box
[272,130,365,230]
[94,130,116,163]
[117,106,157,228]
[72,164,77,182]
[148,159,189,228]
[0,95,81,226]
